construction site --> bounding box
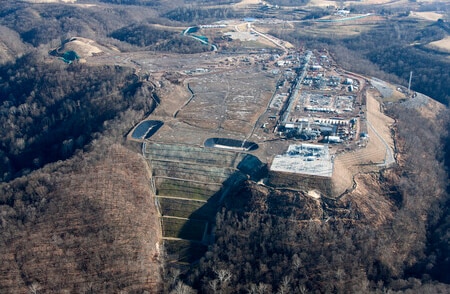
[124,19,398,266]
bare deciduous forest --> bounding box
[0,0,449,293]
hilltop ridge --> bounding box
[0,0,449,293]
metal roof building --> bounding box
[270,144,333,177]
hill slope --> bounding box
[0,143,162,293]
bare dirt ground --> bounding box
[63,37,103,56]
[147,63,278,147]
[366,93,395,154]
[54,37,123,63]
[234,0,260,8]
[332,88,395,196]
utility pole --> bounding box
[408,71,413,95]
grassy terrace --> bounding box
[155,178,221,201]
[158,197,219,219]
[162,217,207,241]
[144,143,239,167]
[164,239,207,264]
[146,143,247,264]
[151,160,235,183]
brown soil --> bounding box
[333,88,395,196]
[343,172,396,226]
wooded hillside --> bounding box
[0,143,162,293]
[0,53,156,182]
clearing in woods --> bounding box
[427,36,450,54]
[410,11,444,21]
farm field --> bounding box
[428,36,450,54]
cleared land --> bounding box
[333,87,395,195]
[124,39,398,198]
[410,11,444,21]
[147,66,277,146]
[427,36,450,54]
[52,37,119,62]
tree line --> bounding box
[0,52,156,182]
[109,24,213,53]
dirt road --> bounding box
[332,89,395,196]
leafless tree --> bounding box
[277,276,291,294]
[208,279,219,294]
[28,282,41,294]
[214,268,232,285]
[248,282,270,294]
[170,281,196,294]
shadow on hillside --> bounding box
[167,155,268,264]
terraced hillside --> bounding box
[143,143,263,264]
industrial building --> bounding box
[270,143,333,177]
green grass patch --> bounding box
[159,198,206,218]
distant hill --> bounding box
[49,37,120,62]
[0,26,30,64]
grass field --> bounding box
[159,198,206,218]
[151,160,234,183]
[144,143,239,167]
[427,36,450,54]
